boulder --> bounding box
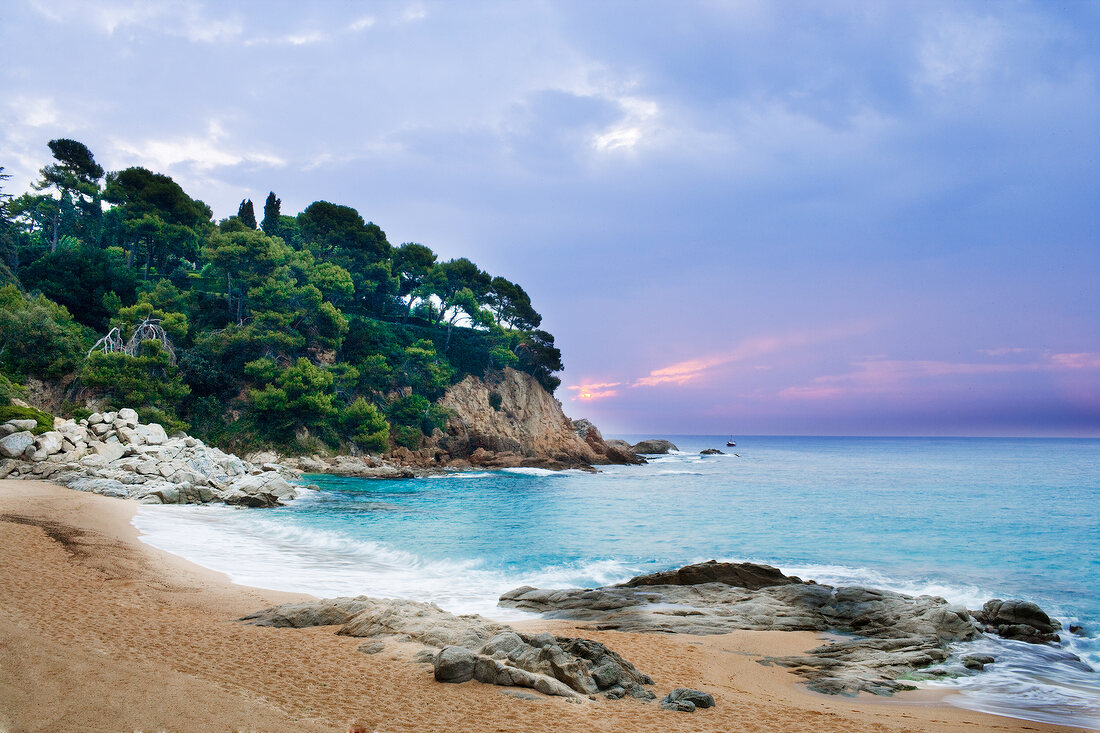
[0,431,35,459]
[622,560,803,590]
[135,422,168,445]
[225,473,297,502]
[973,599,1061,643]
[35,431,64,456]
[87,412,104,425]
[631,439,677,454]
[663,688,715,709]
[116,408,139,425]
[700,448,724,455]
[434,645,478,683]
[66,477,129,498]
[91,441,126,463]
[241,597,375,628]
[7,419,39,431]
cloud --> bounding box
[110,121,285,172]
[633,322,879,388]
[592,96,660,153]
[349,16,376,32]
[568,382,621,400]
[29,0,243,43]
[9,96,59,128]
[780,351,1100,400]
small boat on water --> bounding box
[726,437,736,447]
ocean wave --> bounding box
[134,506,636,620]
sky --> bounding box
[1,0,1098,436]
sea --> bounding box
[132,436,1100,729]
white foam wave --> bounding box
[134,505,637,620]
[425,472,498,479]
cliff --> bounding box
[435,368,640,470]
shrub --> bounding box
[0,404,55,435]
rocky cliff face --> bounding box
[435,368,636,470]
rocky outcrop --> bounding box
[241,595,655,701]
[631,439,678,455]
[0,410,303,507]
[498,561,1067,697]
[973,599,1062,643]
[700,448,724,455]
[622,560,803,590]
[431,368,640,470]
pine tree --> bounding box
[237,198,257,229]
[260,191,281,236]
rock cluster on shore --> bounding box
[241,596,657,701]
[499,560,1071,697]
[0,409,302,507]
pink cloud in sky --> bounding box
[780,351,1100,400]
[632,321,880,388]
[567,382,621,400]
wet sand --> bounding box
[0,479,1088,732]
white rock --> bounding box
[8,419,39,431]
[0,431,35,459]
[136,423,168,446]
[87,412,104,425]
[35,431,64,455]
[103,411,117,424]
[117,407,139,423]
[91,423,111,437]
[91,441,126,463]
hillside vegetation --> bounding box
[0,139,563,454]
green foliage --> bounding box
[237,199,257,229]
[261,192,281,237]
[0,404,54,434]
[248,358,337,442]
[341,397,390,452]
[387,394,452,436]
[2,139,566,455]
[0,285,91,379]
[19,242,137,330]
[0,373,27,405]
[81,341,190,432]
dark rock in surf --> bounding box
[700,448,724,455]
[621,560,803,590]
[973,599,1061,643]
[631,439,677,454]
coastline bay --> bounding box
[1,477,1091,733]
[132,436,1100,729]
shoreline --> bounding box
[1,479,1090,732]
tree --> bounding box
[32,139,105,251]
[340,397,389,452]
[103,167,212,277]
[515,329,563,393]
[393,242,437,321]
[237,199,257,229]
[260,191,281,236]
[486,276,542,330]
[0,285,91,380]
[298,201,393,307]
[248,357,337,441]
[82,339,190,432]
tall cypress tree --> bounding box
[260,191,281,236]
[237,198,257,229]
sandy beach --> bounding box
[0,479,1088,733]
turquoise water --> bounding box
[134,436,1100,728]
